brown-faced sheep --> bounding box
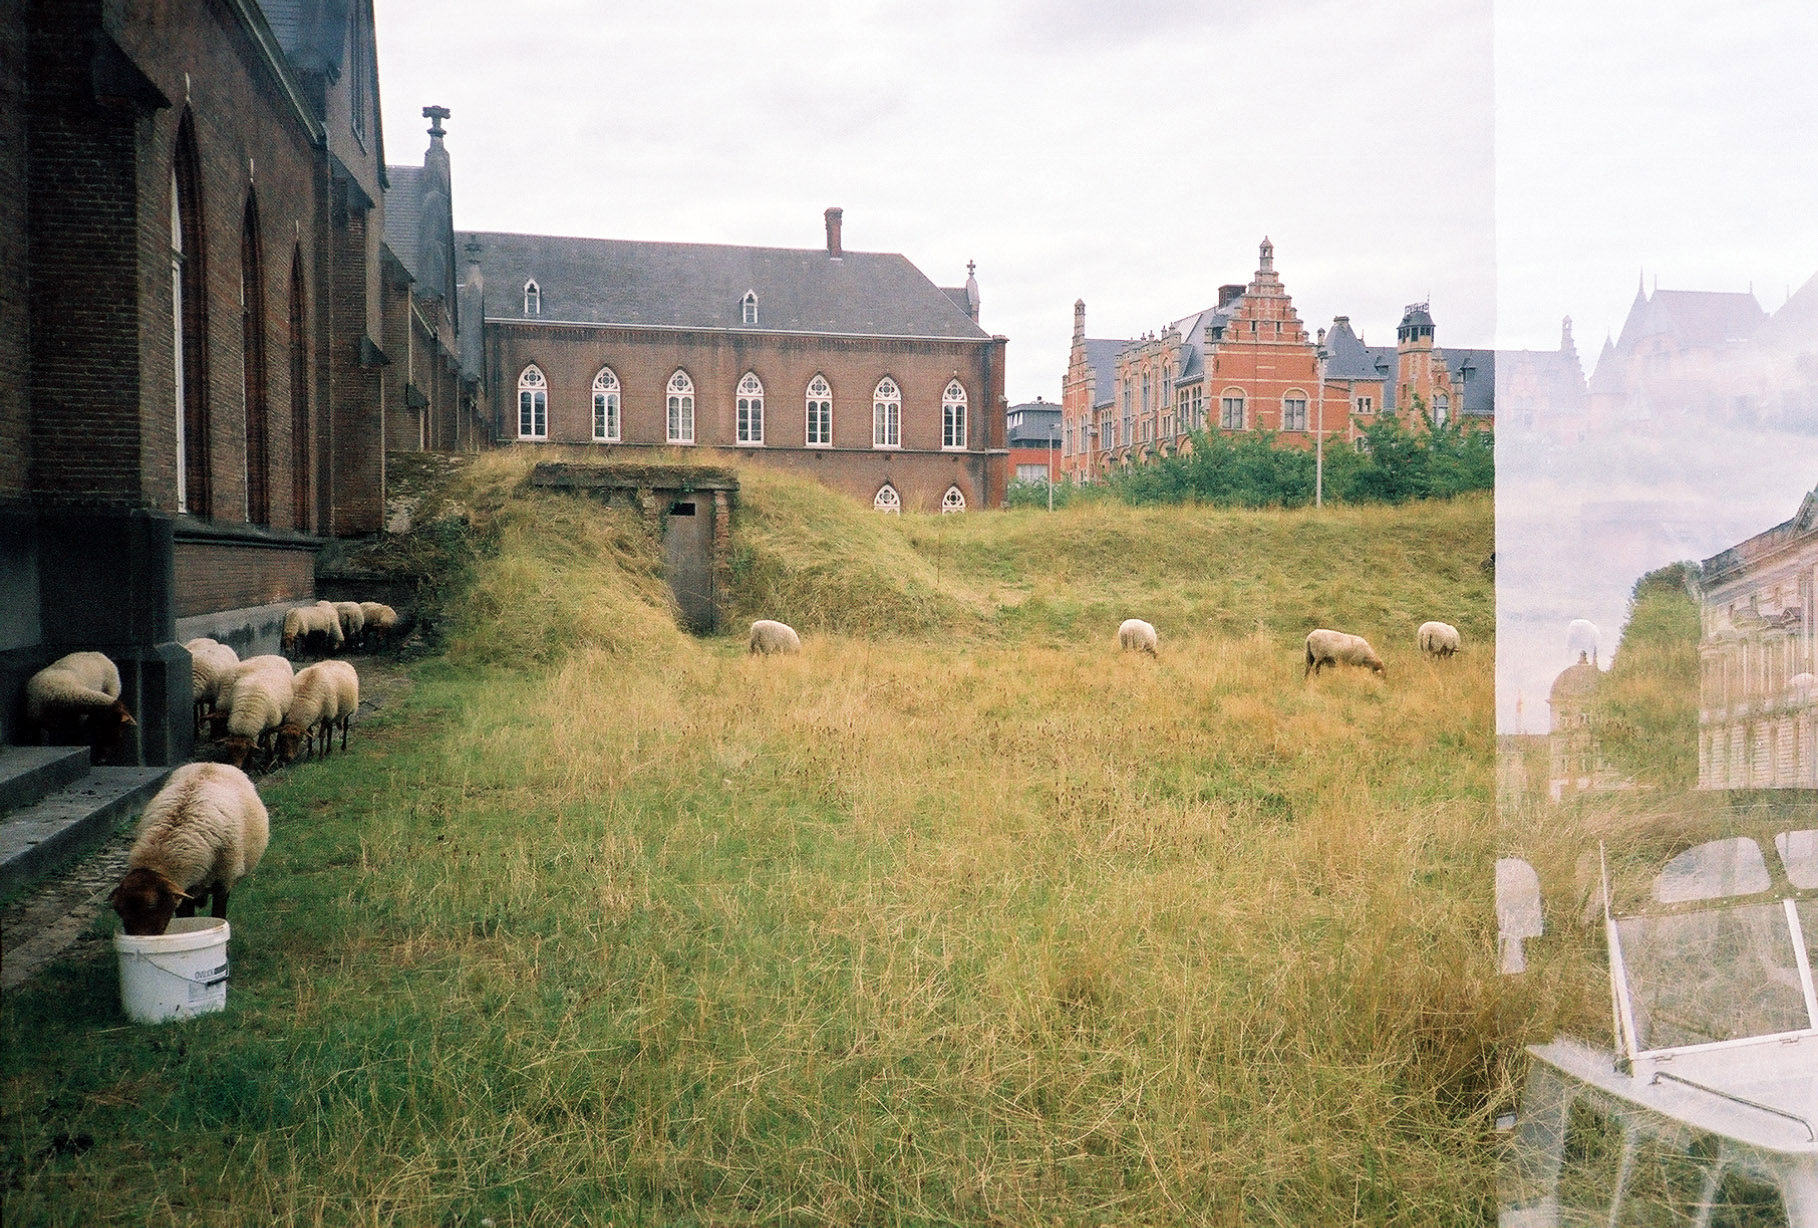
[331,601,365,648]
[275,660,359,764]
[110,763,269,936]
[1417,621,1461,658]
[219,656,295,770]
[186,638,240,733]
[25,651,137,752]
[1304,629,1385,679]
[281,602,343,657]
[749,620,802,655]
[358,602,399,647]
[1118,618,1159,655]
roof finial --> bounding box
[423,105,450,139]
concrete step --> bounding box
[0,746,92,816]
[0,767,170,898]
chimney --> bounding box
[824,206,843,259]
[1217,284,1244,309]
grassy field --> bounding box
[2,457,1507,1226]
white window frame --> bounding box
[741,291,757,325]
[872,376,901,449]
[666,369,695,444]
[517,364,548,440]
[524,279,540,316]
[592,367,620,442]
[1220,390,1246,431]
[941,379,967,450]
[941,485,966,514]
[736,371,764,446]
[806,374,832,447]
[874,483,902,514]
[1282,393,1309,432]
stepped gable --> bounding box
[457,230,990,340]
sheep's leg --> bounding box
[339,717,350,752]
[174,893,199,919]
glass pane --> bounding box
[1616,902,1809,1049]
[1775,830,1818,889]
[1654,838,1772,903]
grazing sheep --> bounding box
[358,602,399,647]
[748,619,802,655]
[1117,618,1159,656]
[331,601,365,647]
[1304,628,1386,679]
[219,656,295,770]
[275,660,359,764]
[109,763,270,937]
[186,638,240,732]
[25,651,137,751]
[1417,621,1461,658]
[281,602,344,657]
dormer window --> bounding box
[524,279,541,316]
[741,291,758,325]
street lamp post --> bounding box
[1314,336,1328,509]
[1049,419,1058,512]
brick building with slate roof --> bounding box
[1060,239,1496,483]
[457,208,1010,515]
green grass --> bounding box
[2,457,1504,1226]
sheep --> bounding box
[331,601,365,648]
[275,660,359,764]
[109,762,270,937]
[24,651,137,752]
[1304,628,1386,679]
[1117,618,1159,656]
[185,638,240,733]
[358,601,399,647]
[1417,621,1460,658]
[218,655,295,770]
[281,601,343,657]
[748,619,802,655]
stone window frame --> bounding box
[941,379,968,450]
[874,483,902,514]
[872,376,902,449]
[666,369,696,444]
[517,364,548,440]
[1282,391,1309,433]
[741,290,758,325]
[941,485,966,514]
[1433,392,1450,427]
[592,367,621,442]
[1220,389,1246,431]
[524,279,541,316]
[806,374,833,447]
[1355,395,1375,416]
[736,371,764,446]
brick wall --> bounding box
[0,0,27,500]
[172,539,314,618]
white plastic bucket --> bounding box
[114,916,231,1023]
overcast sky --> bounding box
[375,1,1816,403]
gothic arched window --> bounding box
[524,279,541,316]
[666,369,695,444]
[874,483,902,514]
[806,374,832,447]
[941,485,966,514]
[517,365,547,439]
[592,367,620,441]
[736,371,764,445]
[941,379,967,450]
[872,376,901,448]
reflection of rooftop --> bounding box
[1548,653,1600,710]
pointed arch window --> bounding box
[288,254,310,530]
[741,291,758,325]
[666,369,695,444]
[517,364,547,439]
[941,485,966,514]
[872,376,901,448]
[736,371,764,445]
[592,367,620,441]
[524,279,541,316]
[806,374,832,447]
[241,197,270,524]
[941,379,968,450]
[172,116,210,516]
[874,483,902,514]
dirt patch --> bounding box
[0,655,416,991]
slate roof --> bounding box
[1321,318,1380,380]
[1614,287,1765,352]
[1441,348,1495,418]
[1005,401,1062,447]
[1082,339,1123,408]
[458,231,992,340]
[383,165,425,280]
[1759,271,1818,352]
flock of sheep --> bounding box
[20,598,397,940]
[748,615,1462,677]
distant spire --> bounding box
[1258,236,1274,273]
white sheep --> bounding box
[331,601,365,647]
[358,602,399,647]
[1417,621,1461,658]
[25,650,137,751]
[185,637,240,731]
[276,660,359,764]
[219,655,295,770]
[1304,628,1386,679]
[748,619,802,655]
[109,762,270,936]
[1117,618,1159,656]
[281,602,343,657]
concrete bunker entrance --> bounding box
[528,463,737,635]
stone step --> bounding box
[0,746,92,816]
[0,767,170,898]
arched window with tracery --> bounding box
[741,291,758,325]
[941,379,967,450]
[517,365,547,439]
[872,376,901,448]
[172,114,210,516]
[736,371,764,445]
[806,374,832,446]
[941,485,966,514]
[667,369,695,443]
[288,252,310,530]
[592,367,620,441]
[874,483,902,514]
[241,196,270,524]
[524,279,541,316]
